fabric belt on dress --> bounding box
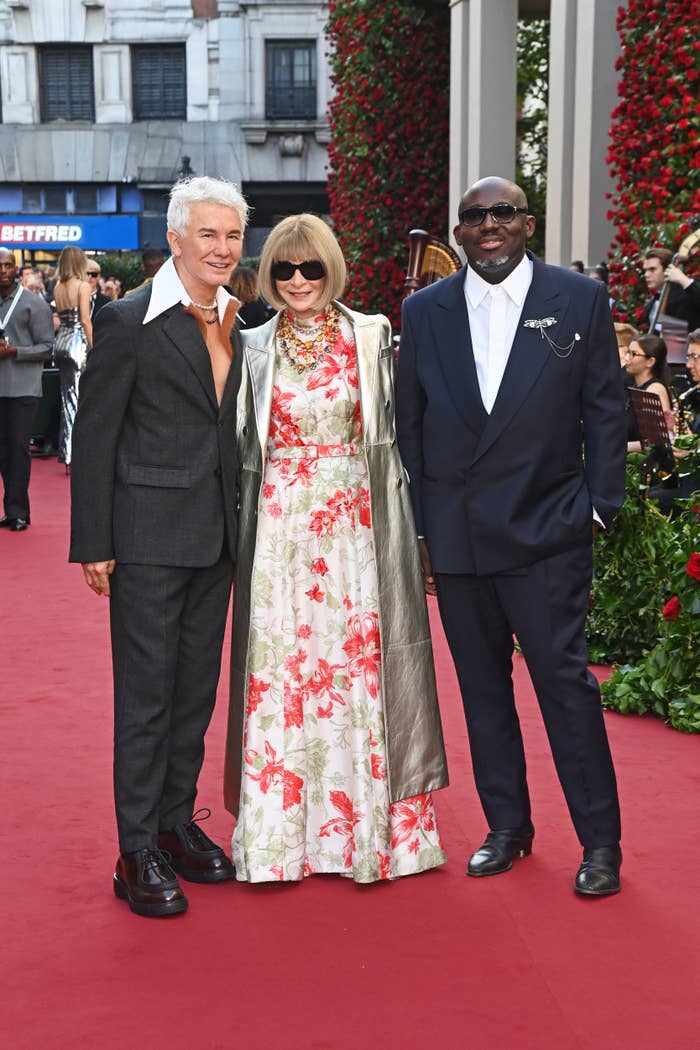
[268,443,358,461]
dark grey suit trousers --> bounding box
[109,553,233,853]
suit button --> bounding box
[385,399,391,410]
[396,476,403,488]
[242,425,248,435]
[214,468,221,478]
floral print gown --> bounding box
[232,311,446,883]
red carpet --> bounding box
[2,458,698,1049]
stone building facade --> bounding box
[0,0,330,255]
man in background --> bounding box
[125,249,168,298]
[0,248,54,531]
[643,247,700,334]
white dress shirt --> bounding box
[142,256,238,326]
[464,255,533,412]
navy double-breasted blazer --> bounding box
[395,253,627,576]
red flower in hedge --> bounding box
[662,596,681,620]
[326,0,450,328]
[606,1,699,323]
[686,553,700,581]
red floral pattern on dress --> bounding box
[371,753,386,780]
[247,674,271,716]
[305,583,325,603]
[389,796,438,850]
[319,790,364,867]
[343,611,381,698]
[306,333,359,394]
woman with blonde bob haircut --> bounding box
[224,213,448,885]
[53,245,93,468]
[257,213,346,311]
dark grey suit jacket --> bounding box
[69,285,241,567]
[396,253,627,575]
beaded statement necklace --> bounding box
[278,303,341,374]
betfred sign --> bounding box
[1,223,82,243]
[0,215,139,249]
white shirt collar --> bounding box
[465,253,533,310]
[142,256,237,325]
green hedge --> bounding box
[588,445,700,733]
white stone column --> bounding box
[449,0,518,237]
[570,0,619,267]
[545,0,578,266]
[448,0,469,238]
[546,0,620,266]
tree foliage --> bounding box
[516,18,549,258]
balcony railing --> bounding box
[265,85,316,121]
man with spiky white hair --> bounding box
[70,176,249,917]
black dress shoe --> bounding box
[0,515,15,528]
[113,848,188,917]
[574,845,622,896]
[158,808,235,883]
[11,517,28,531]
[467,826,535,877]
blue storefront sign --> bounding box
[0,215,139,249]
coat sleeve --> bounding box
[69,303,137,563]
[581,282,627,528]
[14,296,54,362]
[395,298,426,536]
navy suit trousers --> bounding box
[435,542,621,849]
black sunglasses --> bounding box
[270,260,326,282]
[458,205,528,227]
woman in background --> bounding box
[624,334,673,452]
[225,214,448,884]
[229,266,272,328]
[53,246,92,468]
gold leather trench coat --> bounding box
[223,302,448,816]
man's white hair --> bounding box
[167,176,250,236]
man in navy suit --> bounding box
[396,177,627,895]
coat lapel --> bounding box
[162,309,218,411]
[432,268,489,435]
[241,315,278,457]
[337,301,383,442]
[473,255,568,462]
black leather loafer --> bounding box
[0,515,16,528]
[467,826,534,877]
[158,809,235,883]
[113,848,188,917]
[574,845,622,896]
